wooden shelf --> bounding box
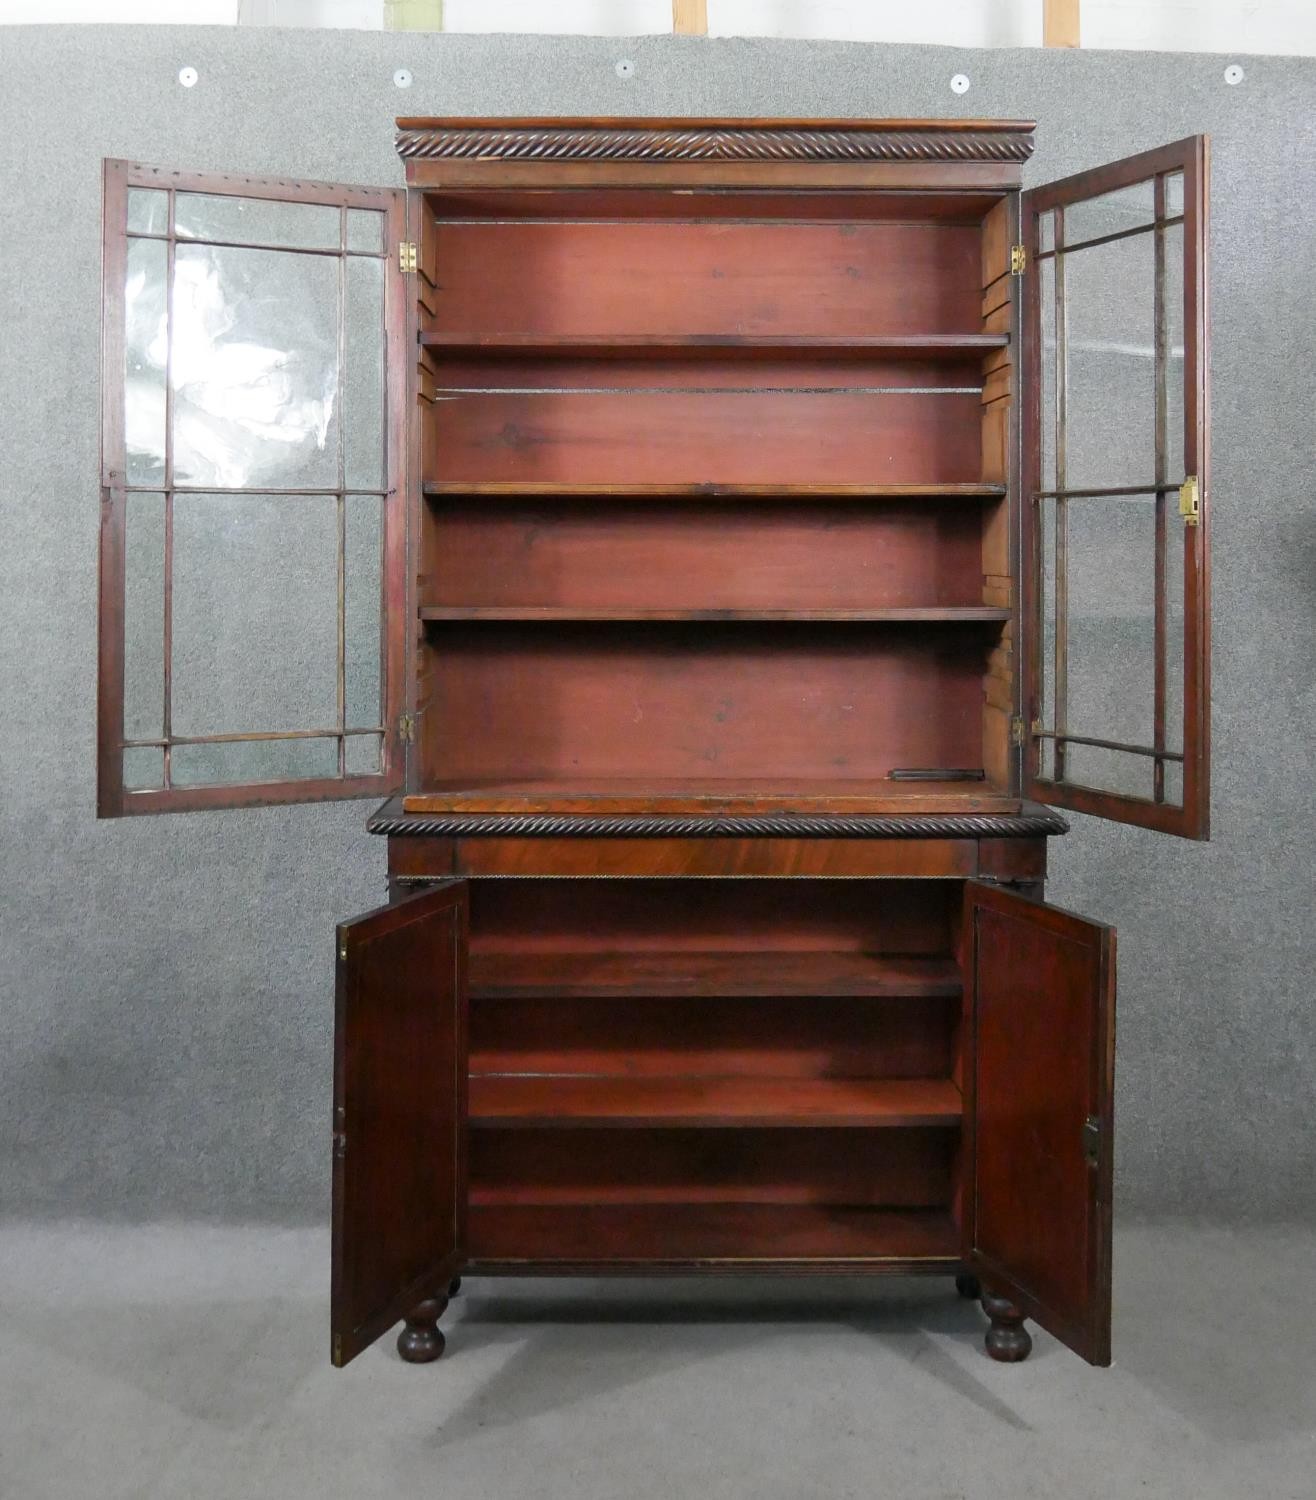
[423,481,1007,499]
[420,331,1008,358]
[466,1203,959,1267]
[421,605,1011,624]
[469,1075,961,1129]
[470,951,960,1001]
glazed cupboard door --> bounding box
[98,161,409,814]
[332,880,468,1367]
[1021,137,1210,837]
[961,881,1115,1366]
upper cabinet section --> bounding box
[98,162,408,816]
[1021,138,1211,839]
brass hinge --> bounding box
[1010,715,1026,748]
[1179,475,1200,527]
[398,240,418,273]
[1083,1115,1102,1167]
[337,935,348,962]
[398,711,416,743]
[1010,244,1027,275]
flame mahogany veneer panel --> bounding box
[423,220,983,338]
[423,498,987,612]
[421,623,991,783]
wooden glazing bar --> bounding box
[121,486,390,496]
[1053,204,1069,782]
[1152,173,1169,803]
[1036,484,1177,499]
[1032,730,1182,761]
[1033,214,1183,260]
[336,205,348,779]
[123,231,386,259]
[122,727,384,747]
[162,188,177,792]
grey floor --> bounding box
[1,1224,1312,1500]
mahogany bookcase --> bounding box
[96,118,1211,1369]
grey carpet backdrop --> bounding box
[1,25,1312,1223]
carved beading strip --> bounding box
[396,126,1035,165]
[367,811,1069,839]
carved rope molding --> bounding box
[395,125,1036,164]
[367,811,1070,839]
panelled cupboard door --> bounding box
[331,880,468,1367]
[961,881,1115,1366]
[98,160,409,815]
[1022,136,1210,838]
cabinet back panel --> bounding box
[426,388,981,487]
[470,995,955,1080]
[468,879,955,955]
[421,623,989,781]
[469,1128,955,1208]
[423,498,986,611]
[424,220,982,338]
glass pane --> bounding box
[1063,743,1154,800]
[1163,170,1184,219]
[127,188,168,235]
[123,491,165,741]
[174,193,340,251]
[171,494,338,736]
[1038,208,1054,255]
[344,256,386,490]
[1040,254,1055,492]
[345,208,384,254]
[1063,179,1154,247]
[171,243,339,489]
[1038,494,1056,736]
[1066,495,1156,748]
[124,237,168,485]
[171,737,339,787]
[1162,220,1185,484]
[344,494,383,729]
[1164,500,1185,754]
[1063,231,1156,492]
[123,746,164,791]
[344,733,381,776]
[1163,760,1184,808]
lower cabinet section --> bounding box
[331,868,1115,1371]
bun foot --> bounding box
[448,1276,462,1297]
[955,1273,982,1300]
[397,1296,448,1363]
[982,1291,1033,1362]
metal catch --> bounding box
[1179,475,1200,527]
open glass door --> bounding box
[962,881,1115,1365]
[1022,137,1210,837]
[331,880,468,1367]
[98,161,409,814]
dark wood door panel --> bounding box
[962,880,1115,1364]
[331,881,468,1366]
